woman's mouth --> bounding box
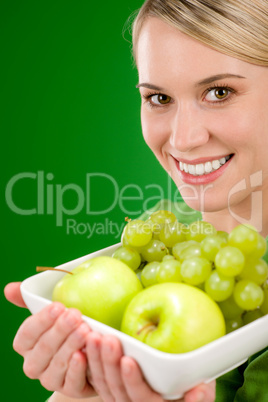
[174,154,234,184]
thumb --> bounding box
[4,282,27,308]
[184,381,216,402]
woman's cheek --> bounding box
[141,113,170,157]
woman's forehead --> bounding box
[136,17,246,86]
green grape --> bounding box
[215,246,245,277]
[201,235,227,262]
[159,221,186,247]
[112,246,141,271]
[239,258,268,285]
[250,233,267,259]
[260,286,268,315]
[147,210,177,238]
[217,231,229,241]
[179,244,202,261]
[146,220,162,240]
[121,235,144,253]
[172,240,199,260]
[140,262,161,287]
[122,219,152,248]
[225,316,244,334]
[242,309,263,325]
[217,295,244,320]
[228,224,259,255]
[205,270,235,302]
[181,257,212,286]
[156,258,182,283]
[186,221,217,242]
[162,255,175,261]
[141,239,168,262]
[149,209,177,226]
[233,280,264,311]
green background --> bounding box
[1,1,178,400]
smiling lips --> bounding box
[174,154,233,184]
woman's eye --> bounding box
[205,87,231,102]
[150,94,171,105]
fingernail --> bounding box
[49,304,63,318]
[65,311,78,326]
[79,322,89,333]
[74,323,89,339]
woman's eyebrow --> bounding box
[136,83,164,90]
[195,73,246,87]
[136,74,246,91]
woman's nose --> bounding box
[169,105,210,153]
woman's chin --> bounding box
[179,193,229,215]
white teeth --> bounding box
[205,161,212,173]
[212,160,220,170]
[189,164,196,175]
[183,163,189,173]
[179,155,231,176]
[196,164,204,175]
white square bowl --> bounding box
[21,243,268,400]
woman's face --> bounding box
[136,17,268,214]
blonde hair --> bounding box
[131,0,268,66]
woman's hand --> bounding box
[86,333,215,402]
[4,282,215,401]
[12,302,96,399]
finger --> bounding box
[4,282,27,308]
[101,336,131,402]
[13,302,66,354]
[38,321,91,391]
[184,381,216,402]
[121,356,163,402]
[63,351,97,398]
[23,308,83,377]
[86,332,115,402]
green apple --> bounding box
[52,256,143,330]
[121,282,225,353]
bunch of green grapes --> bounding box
[112,210,268,333]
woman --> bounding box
[4,0,268,401]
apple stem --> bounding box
[125,216,132,223]
[137,322,158,335]
[36,267,73,275]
